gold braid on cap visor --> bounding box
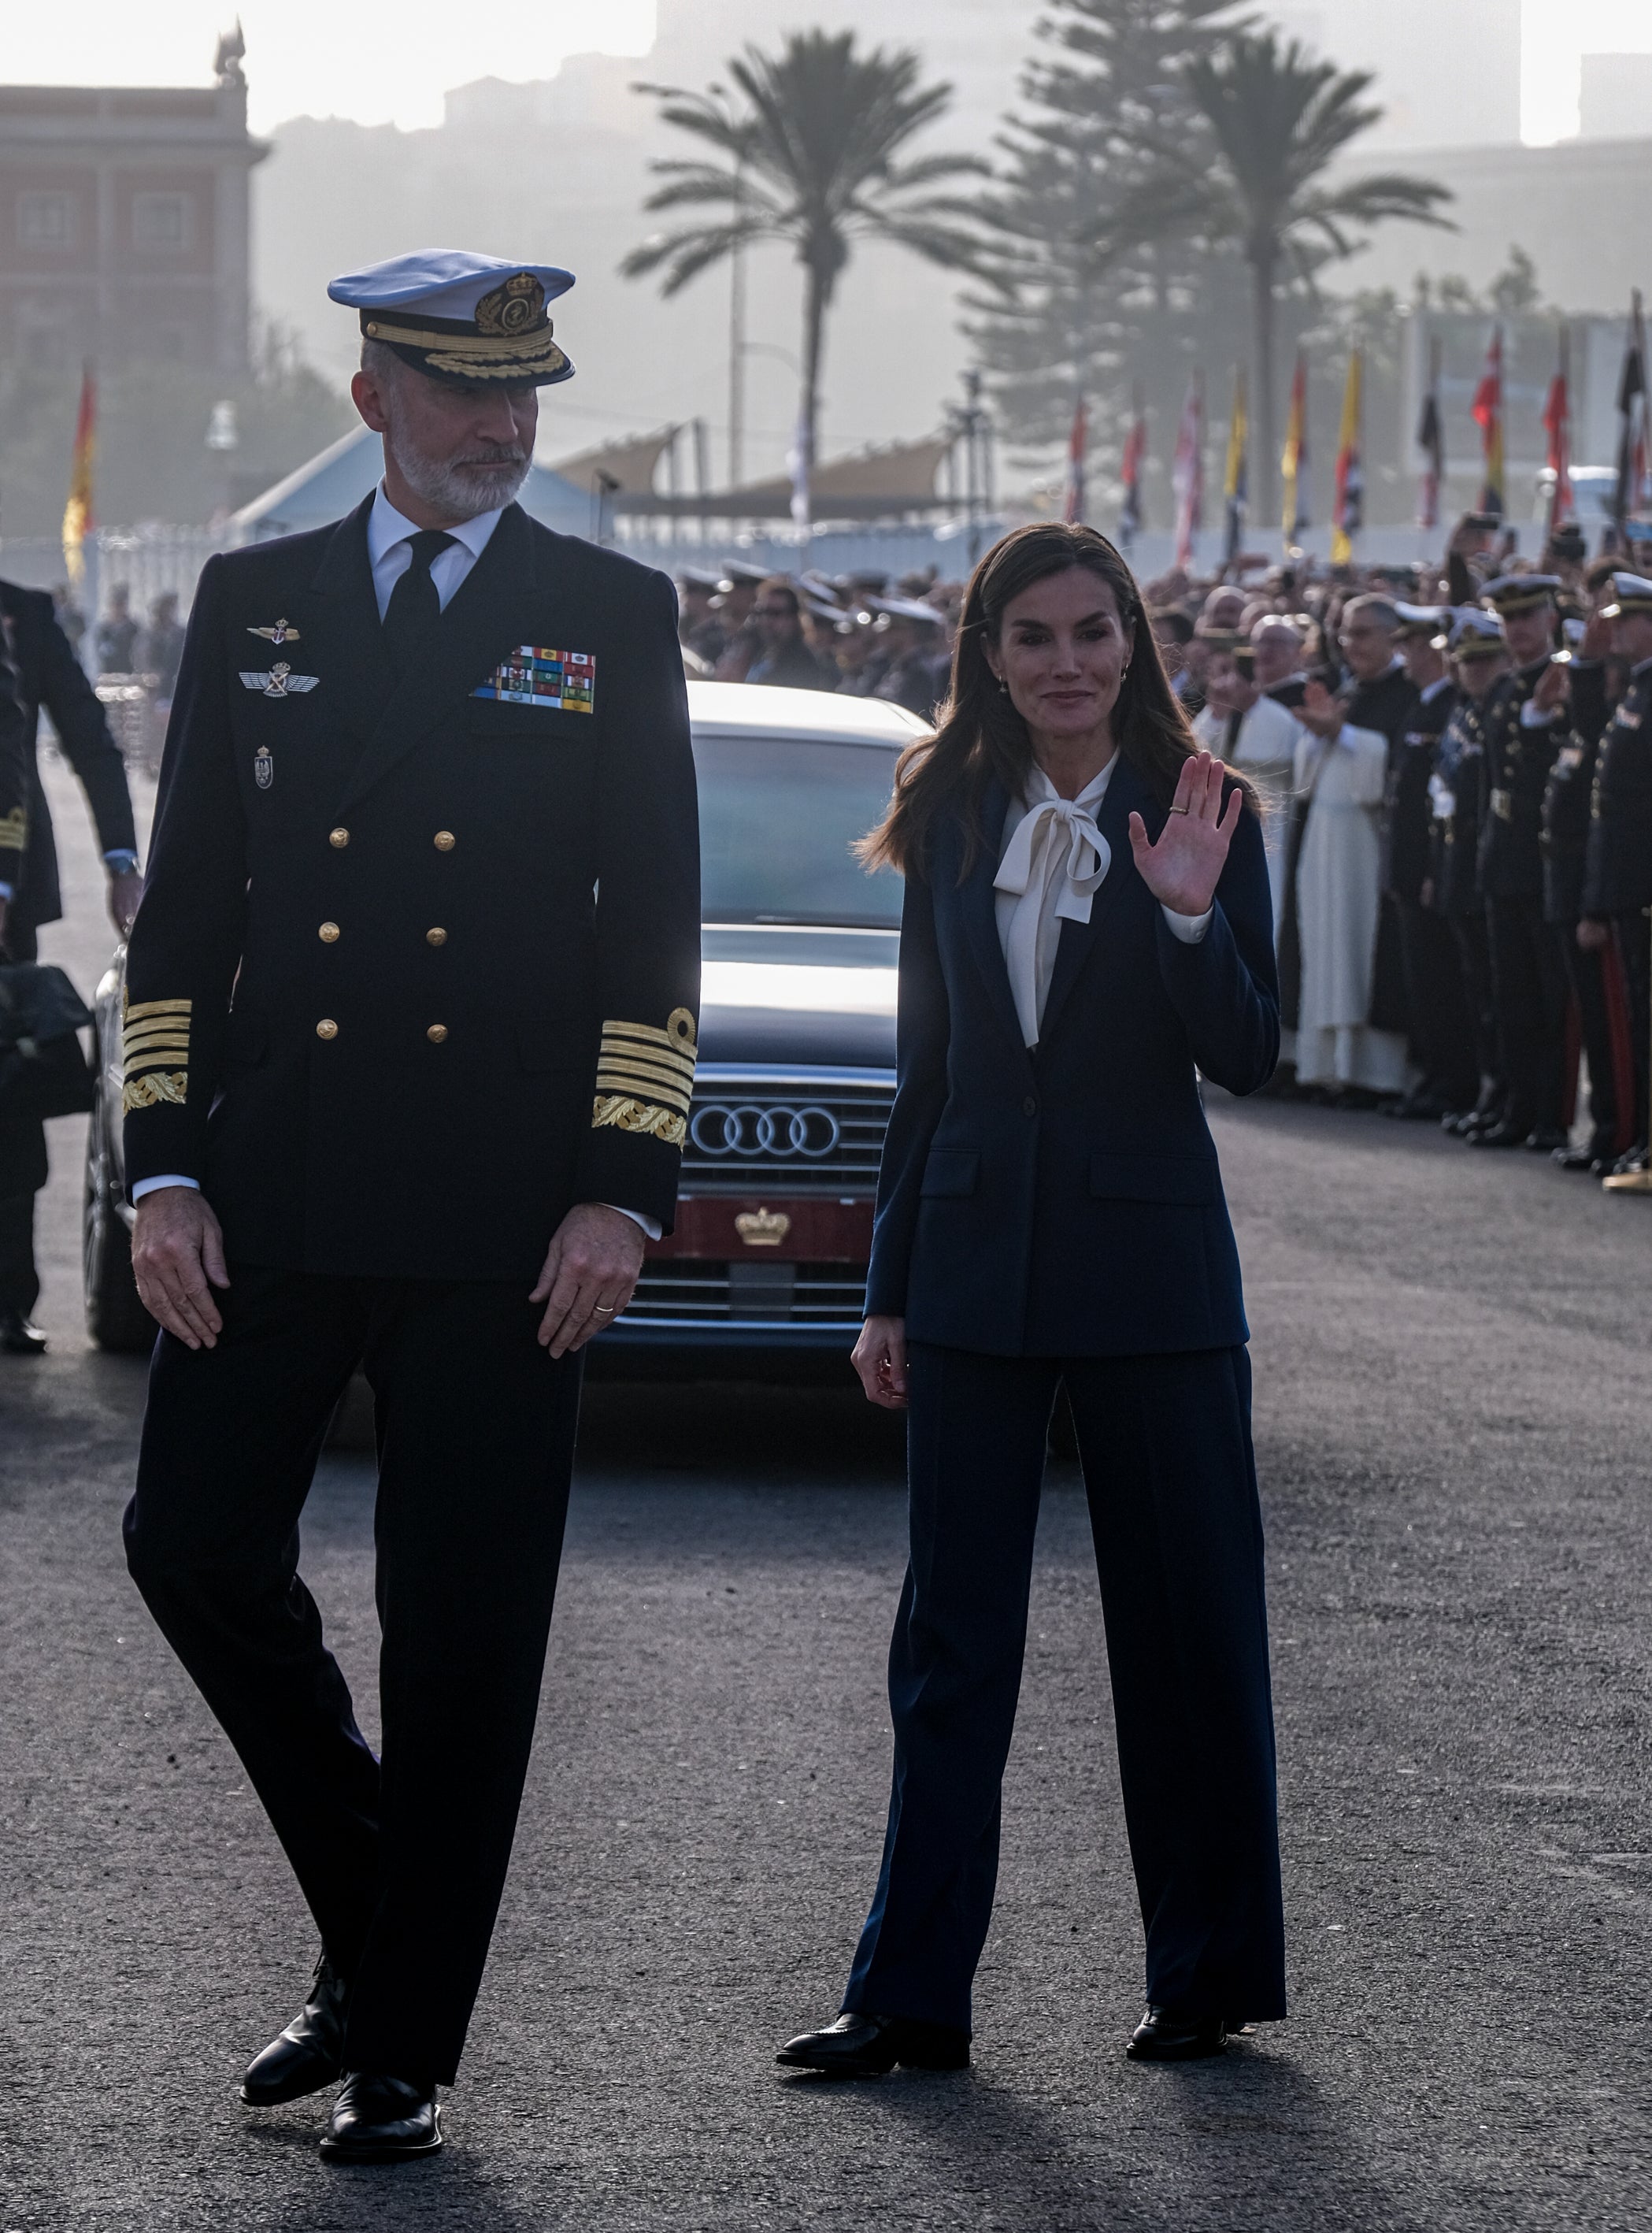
[364,317,569,381]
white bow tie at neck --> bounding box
[993,794,1113,1048]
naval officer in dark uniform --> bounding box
[1580,573,1652,1179]
[120,250,700,2162]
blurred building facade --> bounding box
[0,36,264,380]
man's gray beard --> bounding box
[387,422,530,518]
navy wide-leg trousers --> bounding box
[843,1341,1286,2033]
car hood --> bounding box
[696,925,898,1068]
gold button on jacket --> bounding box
[426,1024,449,1044]
[434,829,456,851]
[329,827,350,848]
[316,1018,339,1040]
[426,926,447,946]
[318,922,340,944]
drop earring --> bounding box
[998,676,1009,695]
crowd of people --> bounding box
[679,514,1652,1186]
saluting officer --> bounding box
[1384,603,1476,1119]
[1580,573,1652,1178]
[1473,576,1569,1151]
[1543,587,1627,1174]
[120,250,700,2164]
[1429,610,1509,1136]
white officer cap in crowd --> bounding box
[874,596,947,628]
[1481,573,1560,618]
[328,250,576,386]
[1449,607,1506,658]
[1600,572,1652,619]
[1394,601,1450,646]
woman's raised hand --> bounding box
[1127,750,1243,919]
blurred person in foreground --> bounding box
[0,568,141,1354]
[778,521,1285,2077]
[117,249,699,2163]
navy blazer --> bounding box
[865,752,1279,1357]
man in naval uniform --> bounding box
[1581,573,1652,1185]
[1472,575,1569,1151]
[120,250,700,2163]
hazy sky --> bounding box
[2,0,1650,139]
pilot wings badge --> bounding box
[248,618,300,644]
[239,661,319,699]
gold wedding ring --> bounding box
[1168,804,1191,814]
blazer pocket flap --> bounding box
[920,1148,980,1197]
[1089,1152,1220,1204]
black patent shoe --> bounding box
[320,2073,441,2163]
[242,1953,349,2106]
[1469,1119,1529,1149]
[0,1311,46,1355]
[1126,2005,1228,2061]
[1554,1142,1608,1173]
[1523,1126,1569,1153]
[776,2011,971,2076]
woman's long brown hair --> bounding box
[858,521,1252,877]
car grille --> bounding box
[624,1259,868,1327]
[680,1070,895,1191]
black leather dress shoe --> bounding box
[776,2011,971,2076]
[320,2073,441,2162]
[1554,1140,1608,1172]
[1469,1118,1529,1149]
[241,1953,349,2106]
[0,1311,47,1355]
[1126,2005,1227,2061]
[1523,1126,1569,1153]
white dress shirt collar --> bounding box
[365,484,507,619]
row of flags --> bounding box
[1061,294,1652,560]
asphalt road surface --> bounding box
[3,753,1650,2231]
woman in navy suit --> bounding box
[778,524,1285,2074]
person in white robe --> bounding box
[1291,677,1410,1093]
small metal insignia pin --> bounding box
[254,747,273,791]
[249,618,299,644]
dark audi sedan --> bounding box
[83,681,922,1368]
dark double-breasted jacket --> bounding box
[0,580,137,935]
[1540,658,1611,926]
[1429,688,1493,918]
[123,495,701,1282]
[1385,679,1456,905]
[1582,658,1652,920]
[1478,658,1565,902]
[865,754,1279,1359]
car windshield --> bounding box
[693,731,903,929]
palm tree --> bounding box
[1169,31,1453,522]
[623,31,986,501]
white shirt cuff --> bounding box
[131,1174,200,1200]
[603,1202,661,1242]
[1520,699,1557,729]
[1161,904,1213,944]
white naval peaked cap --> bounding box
[1601,571,1652,618]
[329,249,576,386]
[1449,606,1506,651]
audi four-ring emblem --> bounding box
[689,1103,841,1157]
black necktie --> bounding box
[382,529,456,672]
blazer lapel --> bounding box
[302,495,391,747]
[1037,752,1150,1048]
[334,501,544,814]
[957,776,1034,1059]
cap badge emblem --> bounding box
[239,661,320,699]
[475,272,546,338]
[248,618,299,644]
[735,1207,791,1248]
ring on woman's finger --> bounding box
[1168,803,1190,814]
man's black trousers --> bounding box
[1485,892,1568,1134]
[1395,897,1477,1107]
[1554,925,1624,1158]
[123,1264,582,2086]
[1447,911,1503,1109]
[843,1343,1286,2034]
[0,918,45,1315]
[1614,910,1652,1152]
